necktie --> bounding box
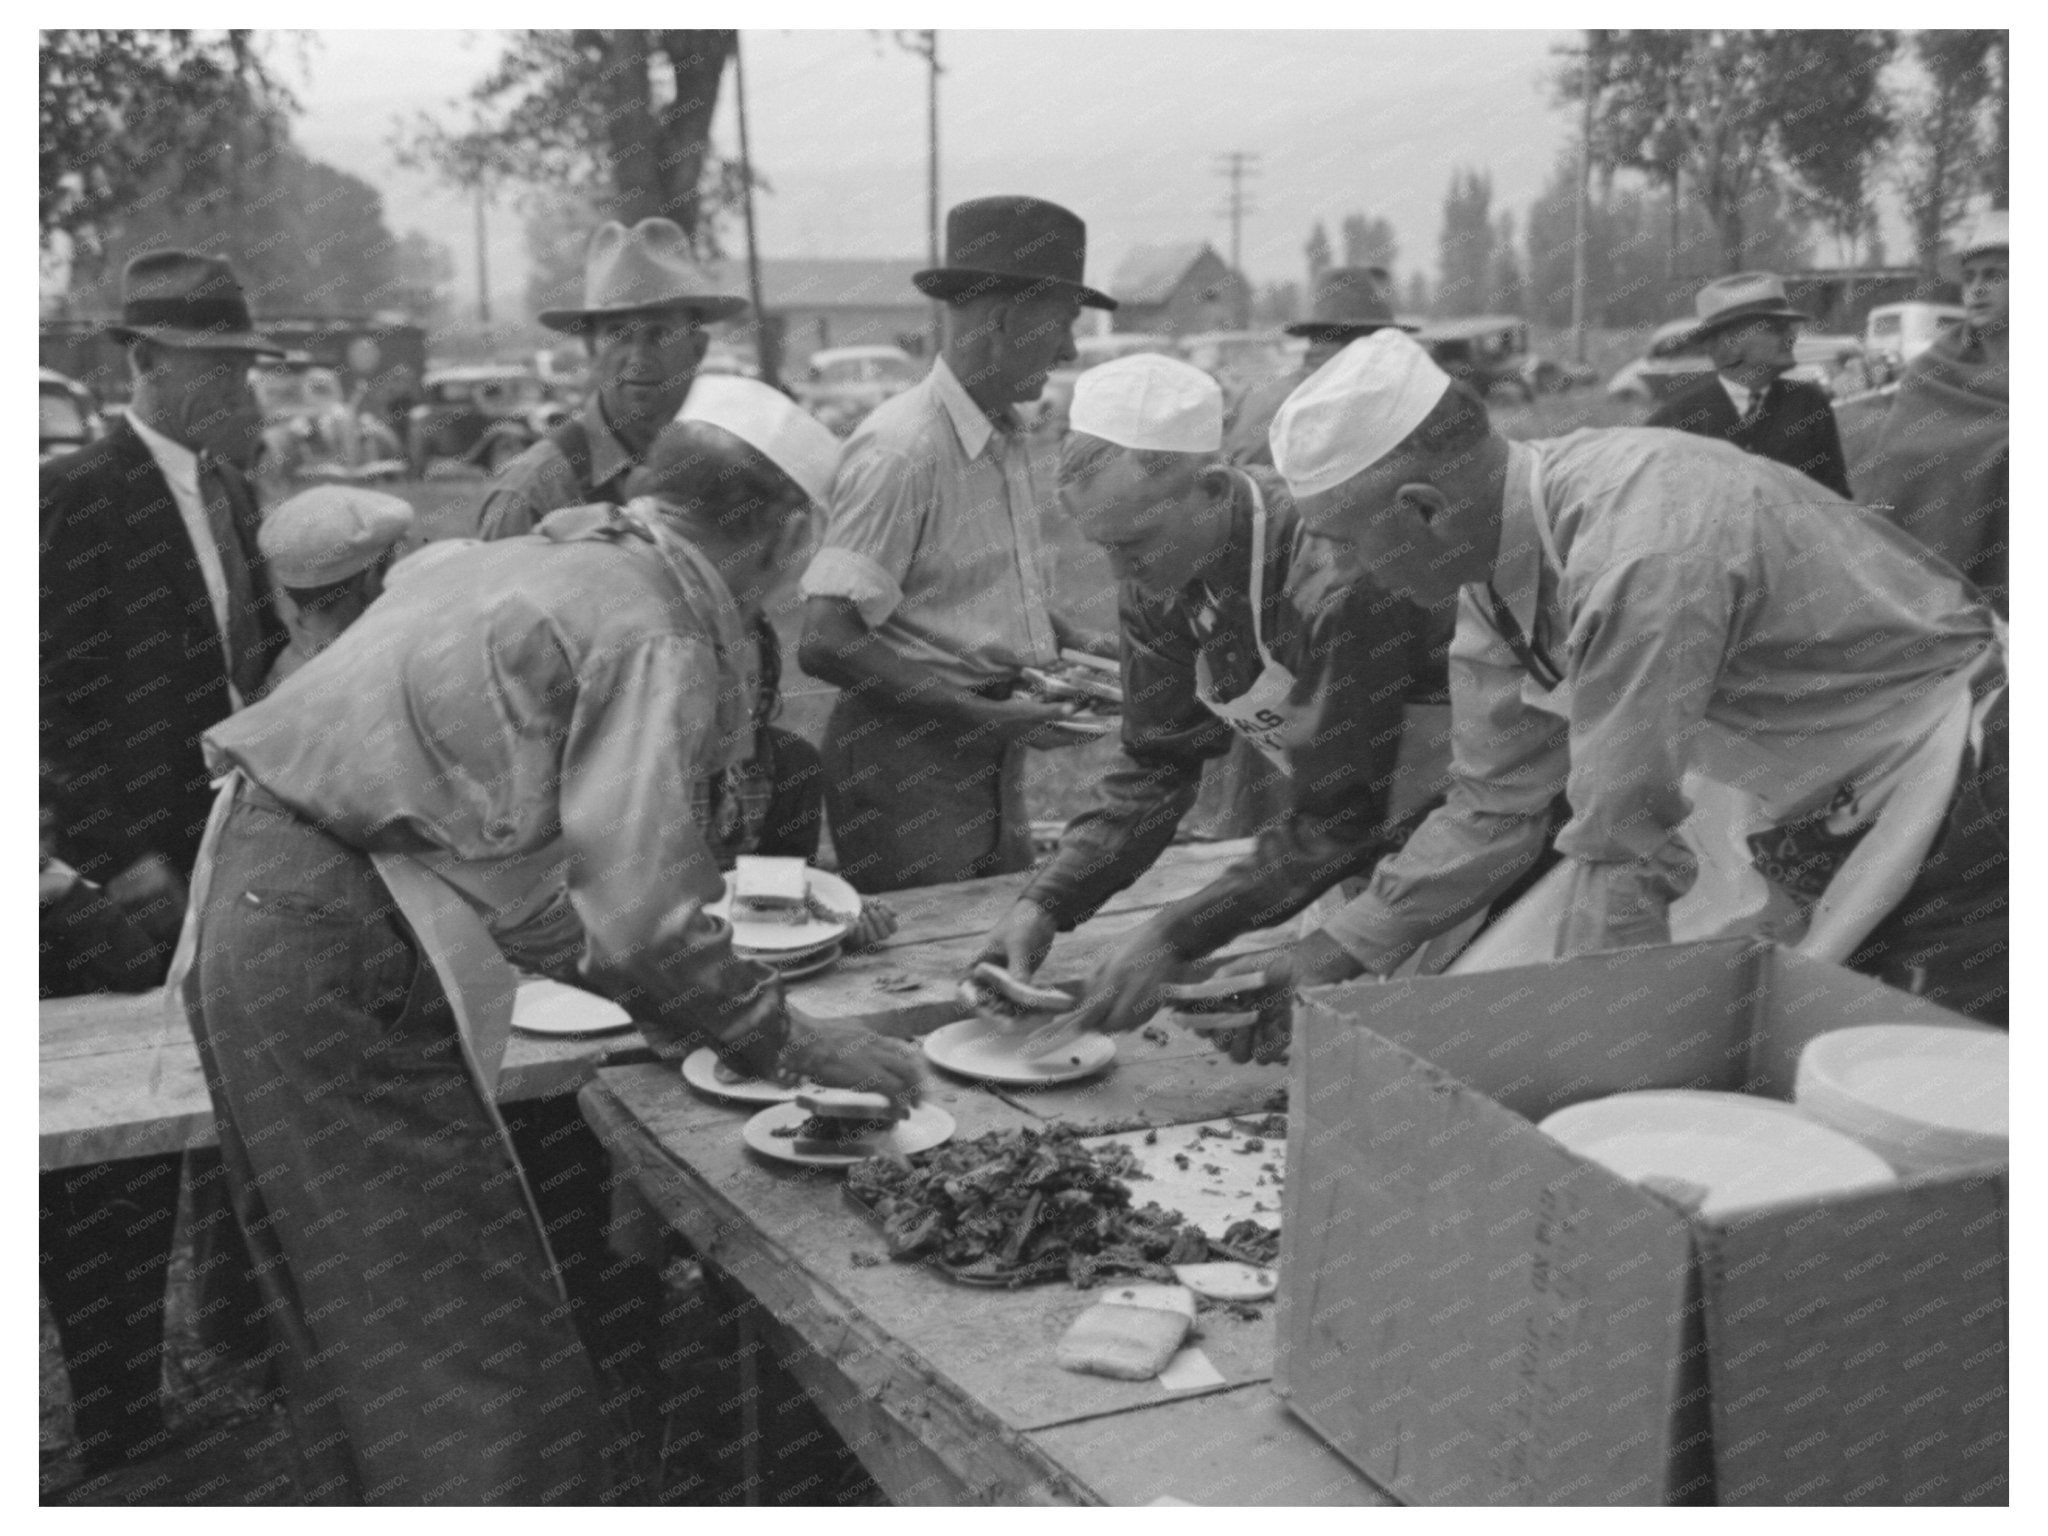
[1485,582,1562,691]
[197,454,270,704]
[1738,381,1768,430]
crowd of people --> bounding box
[39,195,2008,1503]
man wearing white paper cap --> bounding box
[255,484,415,697]
[976,353,1447,1042]
[1234,328,2007,1027]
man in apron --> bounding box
[977,355,1449,1032]
[170,463,923,1503]
[1221,329,2005,1041]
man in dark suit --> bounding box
[39,250,286,1478]
[1647,271,1852,498]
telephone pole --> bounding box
[1214,151,1260,327]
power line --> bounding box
[1214,151,1260,322]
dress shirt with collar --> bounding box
[128,413,238,696]
[1320,428,2001,971]
[203,503,788,1078]
[1718,372,1758,421]
[799,356,1063,690]
[475,394,639,541]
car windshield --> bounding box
[40,389,85,440]
[869,356,920,383]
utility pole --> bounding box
[1214,151,1260,328]
[732,34,778,389]
[1570,31,1601,365]
[896,30,942,355]
[473,177,491,343]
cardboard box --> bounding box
[1275,939,2006,1506]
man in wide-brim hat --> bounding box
[40,248,289,1475]
[798,195,1118,891]
[478,217,748,538]
[1646,270,1850,497]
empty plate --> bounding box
[742,1100,955,1168]
[922,1016,1116,1085]
[510,979,636,1036]
[1539,1089,1894,1218]
[1796,1024,2008,1174]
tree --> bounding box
[1303,221,1333,284]
[1891,30,2002,286]
[1339,213,1398,271]
[390,231,457,328]
[1561,30,1897,276]
[1776,31,1897,270]
[400,30,742,250]
[1487,212,1525,315]
[1436,168,1495,317]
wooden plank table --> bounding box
[37,840,1261,1170]
[577,843,1400,1507]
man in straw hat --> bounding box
[478,217,748,539]
[1217,329,2007,1038]
[172,422,922,1502]
[799,195,1117,891]
[40,250,289,1474]
[1864,210,2008,613]
[975,353,1445,1043]
[1646,270,1851,498]
[256,485,416,697]
[1223,265,1417,468]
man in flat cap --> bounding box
[976,354,1444,1040]
[1227,330,2006,1036]
[39,249,288,1475]
[173,422,922,1503]
[799,195,1115,891]
[1864,211,2008,613]
[1646,271,1851,497]
[257,485,416,696]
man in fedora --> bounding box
[477,217,748,539]
[40,248,288,1474]
[1223,265,1416,467]
[1647,271,1851,498]
[1865,211,2007,613]
[798,195,1114,891]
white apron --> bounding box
[165,771,565,1299]
[1446,453,2005,976]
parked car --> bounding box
[793,345,922,435]
[254,358,406,482]
[699,343,761,380]
[1863,302,1965,370]
[39,367,103,461]
[533,343,590,401]
[1417,316,1542,402]
[406,365,567,478]
[1610,323,1885,407]
[1025,332,1180,435]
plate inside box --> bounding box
[1795,1024,2007,1174]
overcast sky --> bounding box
[290,28,1578,313]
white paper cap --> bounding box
[259,484,414,588]
[1270,330,1452,498]
[1069,354,1223,454]
[680,374,842,506]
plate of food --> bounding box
[710,857,861,953]
[680,1046,804,1105]
[742,1092,955,1168]
[923,1015,1116,1086]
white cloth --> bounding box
[1270,329,1451,497]
[1070,354,1222,452]
[681,374,843,506]
[1718,374,1757,421]
[130,413,237,701]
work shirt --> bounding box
[799,357,1062,689]
[1023,468,1449,958]
[130,415,240,701]
[475,395,639,541]
[203,502,788,1076]
[1322,428,2000,972]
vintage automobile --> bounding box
[406,365,568,478]
[39,367,103,462]
[1863,301,1966,371]
[1609,322,1883,407]
[254,358,406,482]
[1416,315,1546,402]
[793,345,923,435]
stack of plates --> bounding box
[1538,1089,1895,1218]
[710,866,860,982]
[1795,1024,2008,1175]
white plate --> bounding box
[922,1017,1116,1085]
[1539,1090,1894,1219]
[710,866,860,953]
[1796,1024,2007,1173]
[742,1100,955,1168]
[510,979,636,1036]
[679,1047,804,1105]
